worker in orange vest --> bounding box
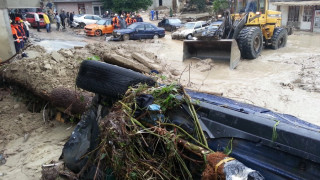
[131,15,137,24]
[10,19,21,53]
[125,14,132,26]
[15,17,26,42]
[13,19,25,50]
[19,18,29,41]
[112,14,119,29]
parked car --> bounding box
[84,19,114,36]
[73,14,102,28]
[193,21,223,40]
[171,21,208,40]
[112,22,165,41]
[25,12,46,28]
[158,18,183,32]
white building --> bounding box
[149,0,181,11]
[270,0,320,32]
[53,0,104,16]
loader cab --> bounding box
[235,0,267,14]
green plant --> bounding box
[160,75,167,80]
[101,0,153,12]
[272,120,280,142]
[213,0,229,13]
[87,55,100,61]
[70,116,75,123]
[224,137,233,155]
[190,0,206,11]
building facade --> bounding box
[270,0,320,32]
[149,0,181,11]
[53,0,104,16]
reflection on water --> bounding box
[34,40,87,52]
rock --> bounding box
[18,114,24,120]
[2,106,9,110]
[10,66,19,71]
[13,104,20,109]
[62,50,74,57]
[44,63,52,70]
[59,69,67,76]
[51,51,64,62]
[169,68,181,76]
[23,133,30,142]
[74,46,84,49]
[25,50,41,59]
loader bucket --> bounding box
[183,39,241,69]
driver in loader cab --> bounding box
[245,0,257,13]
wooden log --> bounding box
[103,53,151,73]
[131,53,162,73]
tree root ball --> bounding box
[202,152,228,180]
[50,87,91,115]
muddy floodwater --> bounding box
[34,40,87,52]
[157,32,320,126]
[28,28,320,127]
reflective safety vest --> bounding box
[126,17,132,25]
[112,17,119,27]
[14,24,25,38]
[11,24,20,42]
[13,25,23,40]
[131,18,137,24]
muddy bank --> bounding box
[0,90,73,179]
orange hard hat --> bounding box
[15,17,21,21]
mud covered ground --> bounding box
[0,15,320,179]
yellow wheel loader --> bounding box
[183,0,290,69]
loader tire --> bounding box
[76,60,155,98]
[271,28,288,50]
[237,26,263,59]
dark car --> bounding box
[69,60,320,180]
[158,18,182,32]
[112,22,165,41]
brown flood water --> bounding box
[157,31,320,126]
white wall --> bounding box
[269,3,277,11]
[280,6,289,26]
[7,0,40,8]
[150,0,180,10]
[0,9,16,61]
[55,2,92,14]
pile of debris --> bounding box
[0,42,180,116]
[40,60,264,180]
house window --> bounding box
[303,6,313,22]
[78,3,85,14]
[93,5,104,16]
[288,6,299,22]
[159,0,163,6]
[93,6,100,15]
